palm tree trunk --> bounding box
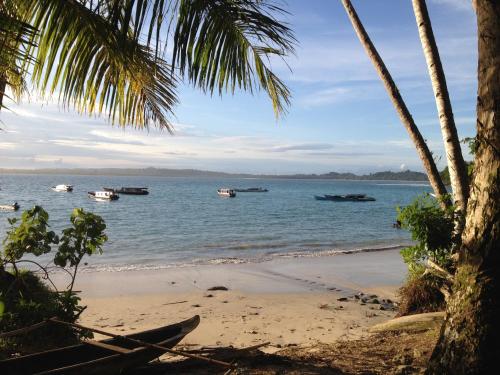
[341,0,449,206]
[412,0,469,213]
[0,75,6,108]
[427,1,500,373]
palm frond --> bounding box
[172,0,296,117]
[0,4,37,108]
[21,0,178,130]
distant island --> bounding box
[0,168,429,181]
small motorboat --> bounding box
[0,202,20,211]
[217,188,236,197]
[316,194,376,202]
[103,187,149,195]
[234,187,268,192]
[0,315,200,375]
[52,184,73,192]
[88,191,119,201]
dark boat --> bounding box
[0,315,200,375]
[234,187,268,192]
[316,194,376,202]
[103,187,149,195]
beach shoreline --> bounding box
[69,248,407,351]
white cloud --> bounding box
[431,0,472,11]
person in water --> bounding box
[393,220,402,229]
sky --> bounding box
[0,0,477,174]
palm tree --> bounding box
[340,0,449,205]
[427,2,500,372]
[412,0,469,212]
[0,0,295,129]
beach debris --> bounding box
[337,297,348,302]
[204,294,214,298]
[192,304,201,308]
[207,286,229,291]
[163,300,188,305]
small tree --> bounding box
[0,206,107,355]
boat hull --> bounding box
[0,316,200,375]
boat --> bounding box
[316,194,376,202]
[0,315,200,375]
[0,202,20,211]
[217,188,236,197]
[52,184,73,192]
[103,187,149,195]
[234,187,268,192]
[88,191,119,201]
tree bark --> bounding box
[412,0,469,212]
[427,1,500,373]
[0,75,6,108]
[341,0,449,206]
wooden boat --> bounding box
[217,188,236,197]
[0,202,20,211]
[316,194,376,202]
[0,315,200,375]
[52,184,73,192]
[234,187,268,193]
[88,191,119,201]
[103,187,149,195]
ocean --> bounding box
[0,174,431,271]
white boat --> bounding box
[217,188,236,197]
[52,184,73,192]
[0,202,20,211]
[88,191,119,201]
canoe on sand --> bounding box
[0,315,200,375]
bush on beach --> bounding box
[396,194,455,316]
[0,206,106,358]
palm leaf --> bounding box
[0,3,37,108]
[20,0,178,130]
[171,0,295,117]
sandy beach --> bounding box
[63,249,407,352]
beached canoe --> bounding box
[0,315,200,375]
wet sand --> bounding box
[66,249,407,351]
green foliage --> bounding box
[0,206,106,356]
[3,206,58,262]
[55,208,107,268]
[397,194,455,275]
[0,271,82,356]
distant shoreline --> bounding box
[0,167,429,181]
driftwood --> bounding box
[49,318,235,368]
[427,259,454,282]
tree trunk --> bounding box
[0,75,6,108]
[427,1,500,373]
[341,0,449,206]
[412,0,469,213]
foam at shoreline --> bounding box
[79,243,410,273]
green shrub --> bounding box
[396,194,456,316]
[397,194,455,275]
[0,206,106,357]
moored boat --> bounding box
[103,187,149,195]
[0,202,19,211]
[88,191,119,201]
[316,194,376,202]
[52,184,73,192]
[0,315,200,375]
[234,187,268,192]
[217,188,236,197]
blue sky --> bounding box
[0,0,477,174]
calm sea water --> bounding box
[0,174,431,271]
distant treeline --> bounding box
[0,168,429,181]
